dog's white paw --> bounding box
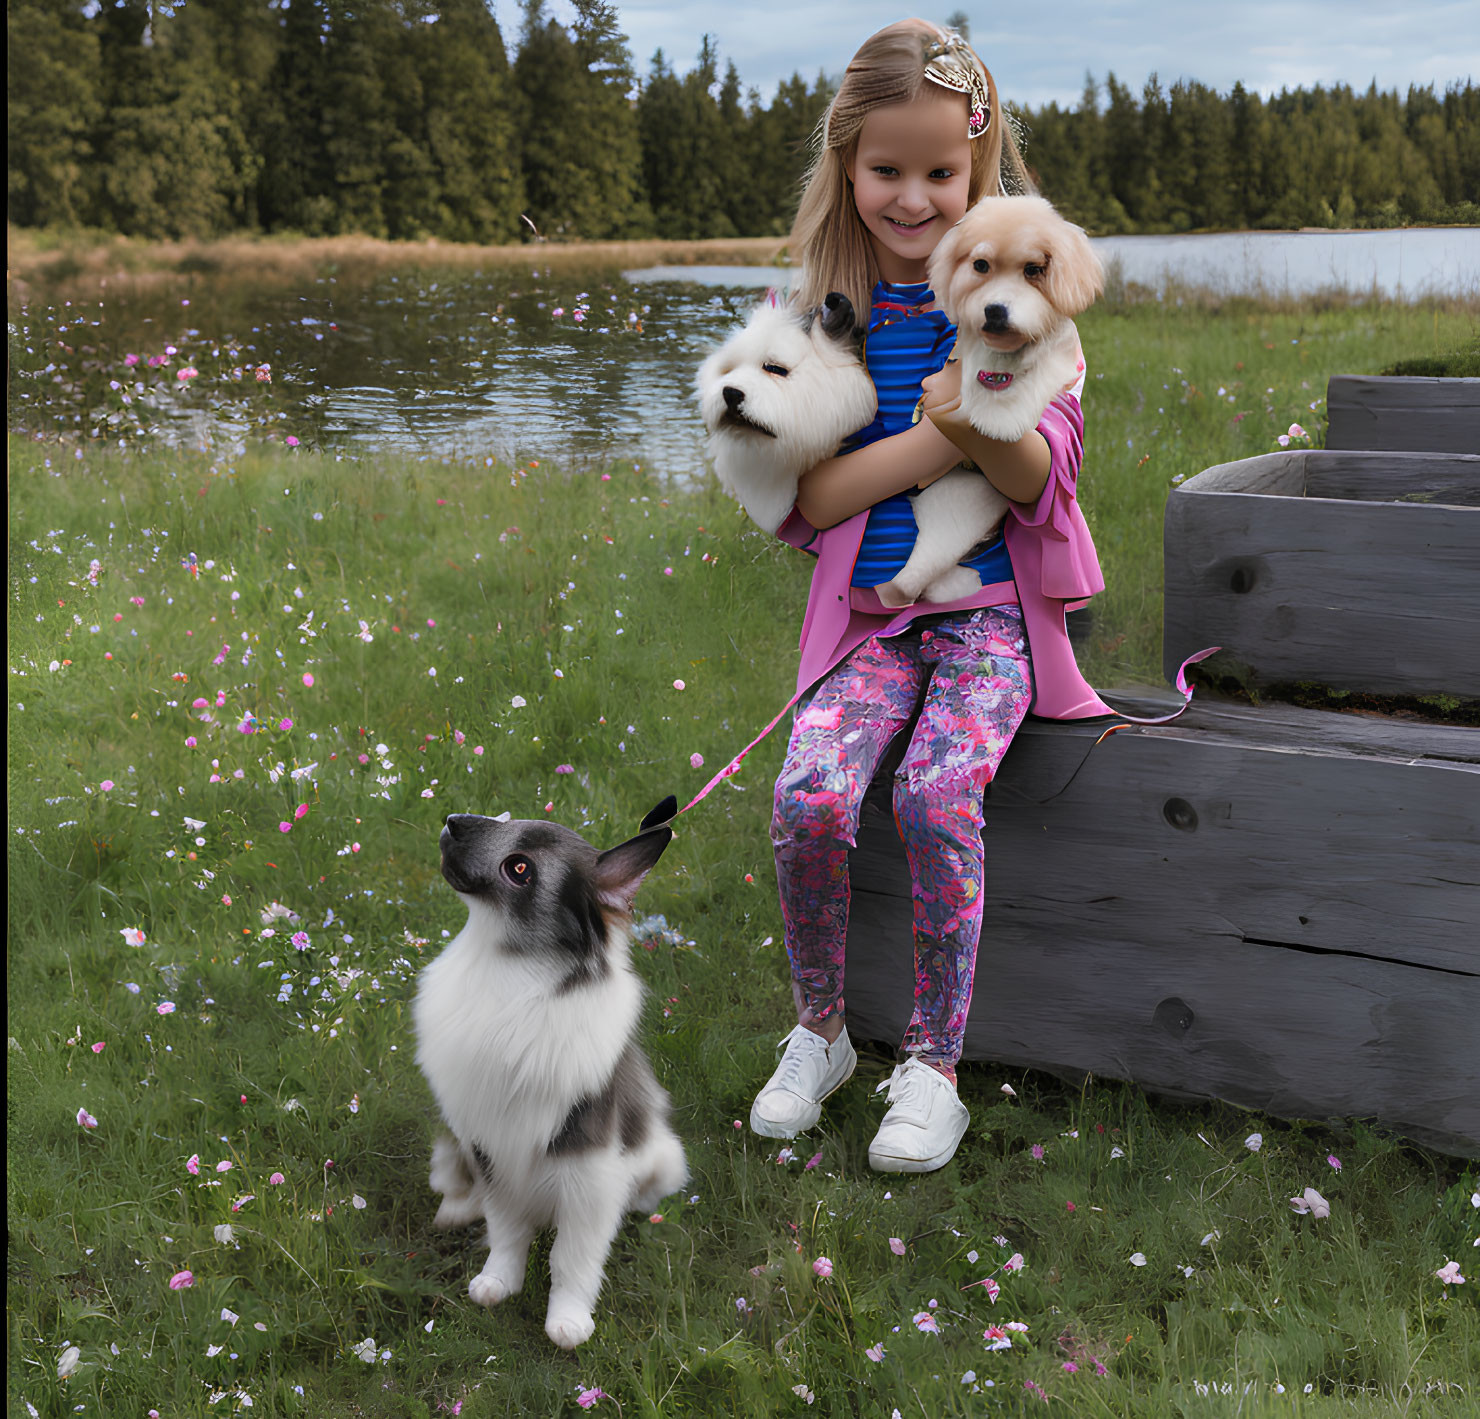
[921,566,984,604]
[545,1304,596,1349]
[468,1271,519,1308]
[873,577,918,609]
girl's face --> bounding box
[847,88,974,286]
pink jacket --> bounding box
[775,391,1117,720]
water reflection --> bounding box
[7,266,768,475]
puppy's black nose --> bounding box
[982,304,1011,333]
[723,385,745,412]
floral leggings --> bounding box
[770,606,1033,1069]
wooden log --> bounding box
[843,695,1480,1157]
[1326,374,1480,454]
[1163,449,1480,699]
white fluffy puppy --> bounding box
[697,292,1008,607]
[928,194,1103,444]
[696,292,876,536]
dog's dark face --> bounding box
[439,802,674,984]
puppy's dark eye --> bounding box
[1025,262,1047,279]
[762,362,790,377]
[972,258,990,274]
[501,854,535,888]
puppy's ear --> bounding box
[926,219,967,315]
[593,816,673,913]
[819,291,856,340]
[1045,220,1104,316]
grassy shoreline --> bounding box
[5,228,793,300]
[9,435,1479,1418]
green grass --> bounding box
[8,296,1479,1418]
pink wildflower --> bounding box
[168,1270,194,1289]
[294,803,309,820]
[812,1256,833,1279]
[690,752,704,768]
[268,1172,285,1185]
[889,1237,906,1256]
[157,1002,176,1015]
[913,1311,939,1333]
[77,1107,99,1129]
[575,1390,606,1410]
[187,1155,200,1175]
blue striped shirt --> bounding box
[847,280,1013,590]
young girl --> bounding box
[749,19,1114,1172]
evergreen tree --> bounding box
[413,0,524,243]
[568,0,649,237]
[256,0,334,234]
[7,0,103,228]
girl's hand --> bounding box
[921,347,1052,505]
[919,355,965,428]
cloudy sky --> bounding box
[541,1,1478,108]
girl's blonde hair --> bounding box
[790,18,1032,317]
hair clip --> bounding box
[923,31,991,140]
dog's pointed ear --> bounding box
[639,795,677,833]
[819,291,856,340]
[593,803,675,912]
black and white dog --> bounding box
[413,798,687,1349]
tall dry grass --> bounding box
[5,227,793,302]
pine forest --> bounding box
[8,0,1478,243]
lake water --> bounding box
[9,228,1476,473]
[633,227,1480,302]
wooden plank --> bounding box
[844,890,1480,1158]
[1326,375,1480,454]
[842,702,1480,1155]
[1163,454,1480,698]
[1304,450,1480,507]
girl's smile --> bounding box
[847,88,973,285]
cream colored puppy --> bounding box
[928,195,1103,444]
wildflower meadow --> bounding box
[8,292,1479,1417]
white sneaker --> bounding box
[750,1025,857,1138]
[867,1058,970,1173]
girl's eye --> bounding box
[1025,262,1046,278]
[762,362,790,378]
[930,169,954,180]
[501,854,535,887]
[973,258,990,274]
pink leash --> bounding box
[677,646,1221,817]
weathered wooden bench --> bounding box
[1325,373,1480,454]
[843,375,1480,1157]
